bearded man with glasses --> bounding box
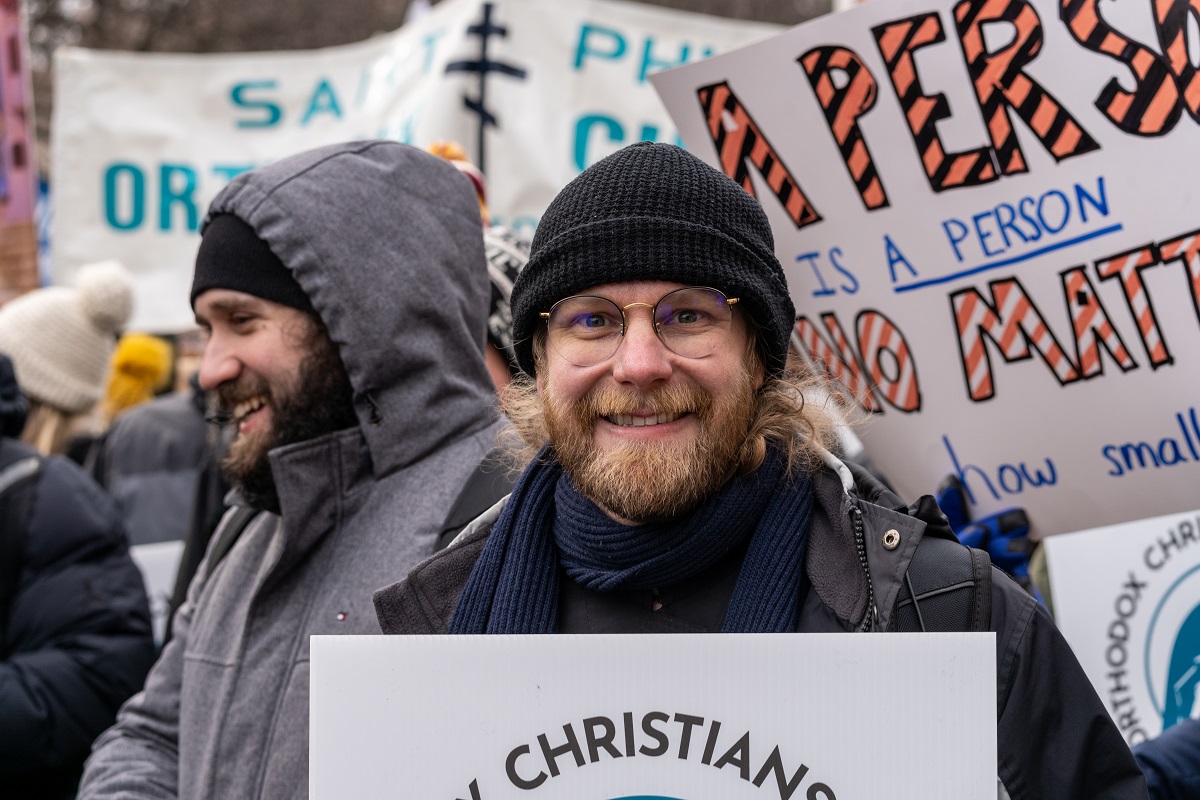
[374,142,1145,799]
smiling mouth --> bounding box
[231,396,267,425]
[604,411,687,427]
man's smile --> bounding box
[232,395,269,434]
[603,411,687,427]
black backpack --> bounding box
[0,440,41,656]
[893,534,992,632]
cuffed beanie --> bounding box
[511,141,795,377]
[190,213,313,313]
[0,260,134,413]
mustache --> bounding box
[208,374,271,426]
[576,382,712,421]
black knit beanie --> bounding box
[511,142,794,377]
[190,214,314,313]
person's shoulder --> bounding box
[373,523,492,635]
[24,453,124,566]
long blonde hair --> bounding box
[22,399,96,456]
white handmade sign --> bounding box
[651,0,1200,536]
[310,633,996,798]
[1045,508,1200,746]
[50,0,779,332]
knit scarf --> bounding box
[448,446,814,634]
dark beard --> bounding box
[219,318,357,514]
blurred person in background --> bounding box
[100,332,175,425]
[0,353,155,799]
[427,140,529,390]
[0,260,133,458]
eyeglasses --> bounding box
[540,286,740,367]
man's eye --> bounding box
[570,313,612,329]
[230,314,255,327]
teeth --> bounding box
[606,412,683,427]
[232,397,266,423]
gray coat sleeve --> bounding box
[77,563,205,798]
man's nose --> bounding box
[610,313,672,389]
[197,336,241,391]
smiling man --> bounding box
[373,142,1146,799]
[79,141,505,800]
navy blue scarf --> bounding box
[448,446,814,634]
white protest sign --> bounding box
[1045,508,1200,746]
[128,539,184,647]
[310,633,996,798]
[651,0,1200,536]
[50,0,779,332]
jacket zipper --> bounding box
[850,505,876,632]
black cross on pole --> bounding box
[445,2,528,176]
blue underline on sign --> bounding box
[892,223,1125,294]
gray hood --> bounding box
[204,140,497,478]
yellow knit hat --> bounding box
[103,333,173,421]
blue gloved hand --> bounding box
[935,475,1042,603]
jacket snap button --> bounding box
[882,529,901,550]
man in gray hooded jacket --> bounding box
[79,141,504,799]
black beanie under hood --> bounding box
[190,213,315,314]
[510,141,795,378]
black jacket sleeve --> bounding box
[0,454,156,778]
[992,569,1148,799]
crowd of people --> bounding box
[0,138,1194,798]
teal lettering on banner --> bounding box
[574,24,626,69]
[640,38,692,82]
[421,30,447,74]
[301,78,344,125]
[574,115,685,171]
[574,114,624,170]
[230,80,282,129]
[159,164,199,232]
[211,164,255,182]
[104,163,145,231]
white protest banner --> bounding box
[1045,508,1200,746]
[651,0,1200,536]
[129,539,185,647]
[50,0,779,332]
[310,633,996,798]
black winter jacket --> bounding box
[0,437,156,799]
[374,457,1148,800]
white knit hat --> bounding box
[0,261,134,413]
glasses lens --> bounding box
[545,295,624,366]
[654,287,733,359]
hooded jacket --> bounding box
[80,141,504,800]
[374,453,1147,800]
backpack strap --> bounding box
[436,449,515,551]
[892,534,993,633]
[0,442,41,655]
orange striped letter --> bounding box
[873,13,998,192]
[696,81,821,229]
[954,0,1100,174]
[799,46,890,211]
[1061,0,1182,135]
